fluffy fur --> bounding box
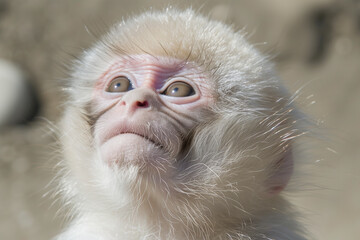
[55,9,307,240]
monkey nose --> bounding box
[135,100,149,108]
[119,88,155,114]
[121,99,150,114]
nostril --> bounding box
[136,100,149,108]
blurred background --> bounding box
[0,0,359,239]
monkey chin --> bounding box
[99,133,172,171]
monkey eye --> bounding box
[162,82,195,97]
[106,76,133,93]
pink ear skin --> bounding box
[266,149,294,195]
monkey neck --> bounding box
[77,186,304,240]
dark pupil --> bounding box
[171,87,179,94]
[115,83,121,88]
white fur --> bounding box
[54,9,307,240]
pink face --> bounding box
[92,55,213,168]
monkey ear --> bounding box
[266,149,293,195]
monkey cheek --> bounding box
[99,134,169,168]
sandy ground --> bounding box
[0,0,359,239]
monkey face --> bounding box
[91,55,213,171]
[55,10,308,240]
[61,8,298,212]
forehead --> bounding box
[95,54,211,91]
[100,54,205,82]
[117,54,189,71]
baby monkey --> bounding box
[55,9,307,240]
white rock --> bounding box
[0,59,37,126]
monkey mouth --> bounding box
[122,132,163,149]
[104,130,164,150]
